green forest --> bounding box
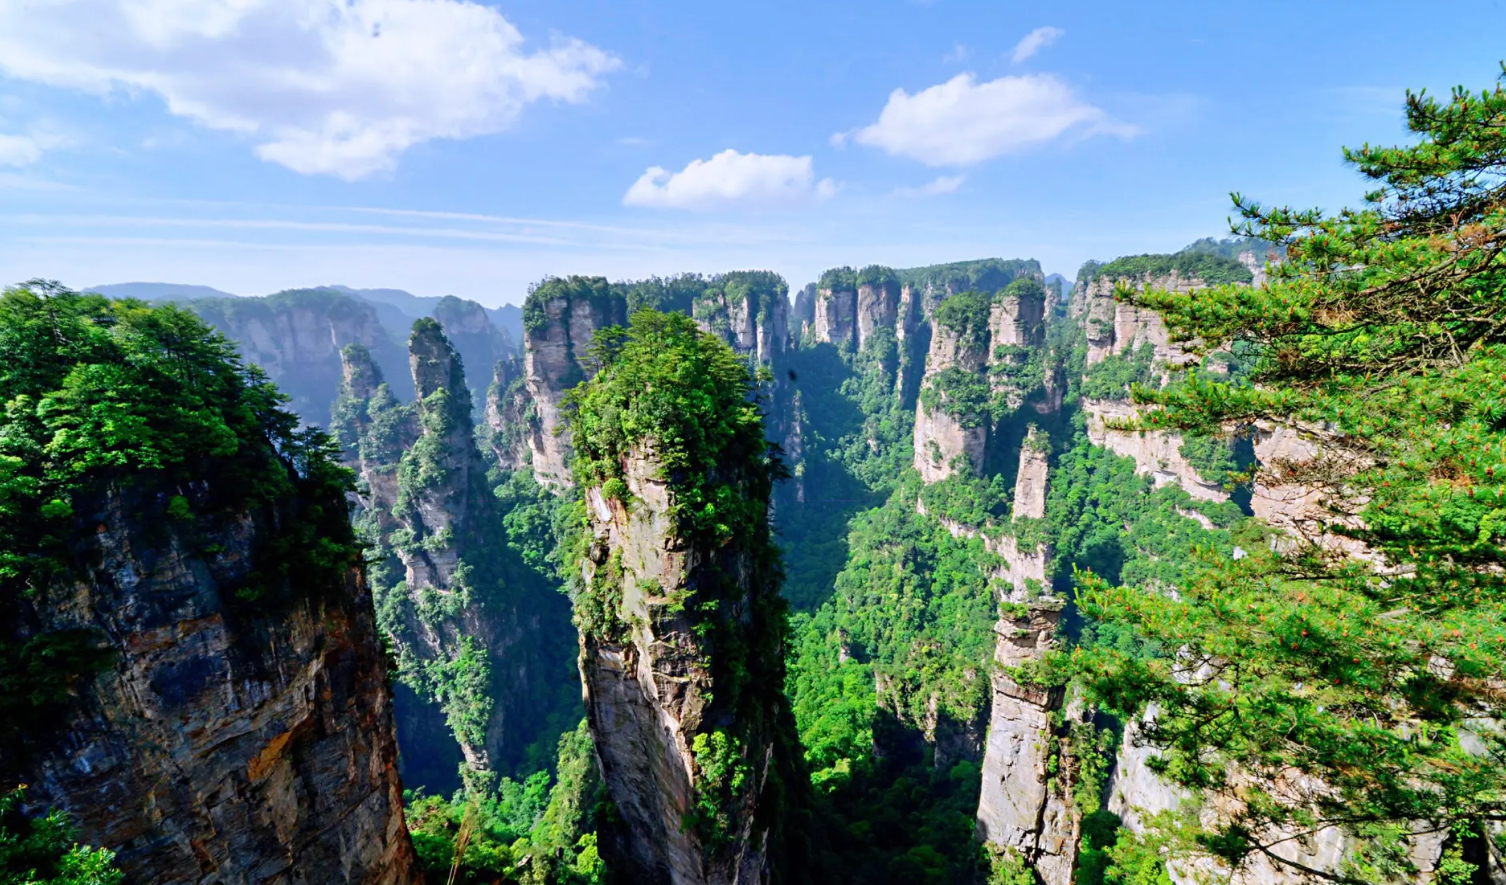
[5,67,1506,885]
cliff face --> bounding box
[431,294,516,411]
[482,355,532,473]
[855,281,900,352]
[813,284,857,347]
[693,285,790,366]
[522,279,628,487]
[579,447,785,885]
[1082,398,1229,502]
[336,326,574,785]
[570,313,800,885]
[189,288,413,426]
[1078,273,1203,369]
[987,283,1048,411]
[4,481,417,885]
[976,431,1081,885]
[913,301,991,482]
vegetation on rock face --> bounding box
[565,309,806,869]
[0,282,359,744]
[333,322,579,794]
[0,789,120,885]
[1062,68,1506,880]
[523,276,618,338]
[567,310,782,546]
[930,290,993,355]
[1080,342,1156,401]
[898,258,1041,296]
[819,266,858,292]
[405,721,604,885]
[1080,251,1253,287]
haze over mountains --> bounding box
[88,280,526,344]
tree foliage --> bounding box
[0,282,358,743]
[0,790,120,885]
[1063,67,1506,881]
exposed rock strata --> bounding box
[693,285,790,366]
[812,284,857,347]
[913,306,990,482]
[579,445,790,885]
[975,430,1081,885]
[4,483,417,885]
[523,281,628,487]
[987,282,1048,411]
[1082,398,1229,502]
[1107,710,1449,884]
[482,355,532,472]
[338,326,572,782]
[855,280,899,352]
[1078,273,1205,368]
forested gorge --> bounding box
[5,71,1506,885]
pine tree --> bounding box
[1063,66,1506,882]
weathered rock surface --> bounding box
[813,284,857,347]
[4,483,417,885]
[338,326,573,782]
[1078,273,1204,368]
[1107,709,1449,884]
[189,288,413,426]
[975,430,1080,885]
[693,285,790,366]
[523,281,627,487]
[856,280,900,352]
[482,354,531,472]
[1083,398,1229,502]
[913,307,990,482]
[988,283,1048,411]
[580,447,788,885]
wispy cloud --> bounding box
[943,42,969,64]
[893,175,966,197]
[0,129,67,166]
[1011,26,1063,63]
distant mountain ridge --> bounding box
[87,281,239,301]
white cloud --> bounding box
[943,43,970,64]
[847,73,1137,166]
[1011,26,1064,63]
[894,174,966,197]
[623,150,837,212]
[0,130,67,166]
[0,0,620,179]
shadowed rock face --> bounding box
[336,327,574,785]
[2,482,417,885]
[187,288,413,426]
[483,355,531,473]
[431,294,517,411]
[579,445,787,885]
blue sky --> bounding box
[1,0,1502,306]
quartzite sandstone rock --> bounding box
[4,482,417,885]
